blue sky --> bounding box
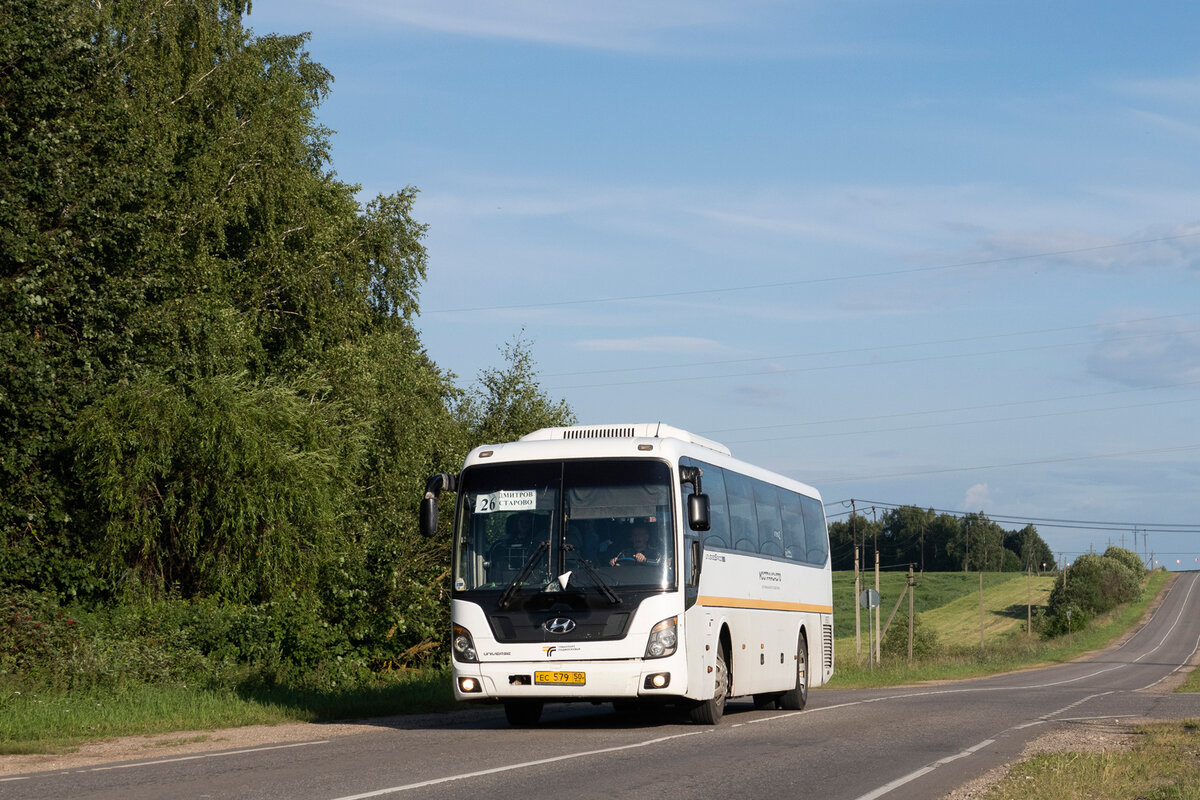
[246,1,1200,569]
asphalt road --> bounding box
[6,572,1200,800]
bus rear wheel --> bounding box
[779,632,809,711]
[689,642,729,724]
[504,700,544,727]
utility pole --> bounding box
[979,568,985,652]
[907,564,915,661]
[852,500,861,663]
[874,508,881,666]
[1026,563,1032,638]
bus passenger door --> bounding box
[683,532,702,609]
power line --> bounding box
[824,498,1200,533]
[427,230,1200,314]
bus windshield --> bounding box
[453,459,675,596]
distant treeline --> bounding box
[828,506,1057,573]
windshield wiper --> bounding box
[565,543,621,605]
[497,541,549,609]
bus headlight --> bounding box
[452,623,478,663]
[644,616,678,659]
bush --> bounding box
[1042,549,1144,638]
[882,611,941,660]
[0,585,448,695]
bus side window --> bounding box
[682,459,731,549]
[724,470,758,553]
[753,479,784,556]
[800,496,830,565]
[780,490,806,562]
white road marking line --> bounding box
[326,731,706,799]
[86,740,331,772]
[850,691,1120,800]
[852,739,996,800]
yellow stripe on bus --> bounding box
[697,595,833,614]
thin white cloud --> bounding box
[574,336,726,354]
[732,382,790,409]
[1109,73,1200,105]
[323,0,746,53]
[1087,316,1200,387]
[963,483,992,510]
[1127,109,1200,144]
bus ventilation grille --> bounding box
[562,427,637,439]
[822,624,834,671]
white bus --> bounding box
[420,423,833,726]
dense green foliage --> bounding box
[1041,547,1146,636]
[829,506,1056,574]
[1,0,571,692]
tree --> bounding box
[1043,549,1143,637]
[1,0,459,605]
[464,332,575,446]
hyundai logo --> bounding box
[543,617,576,635]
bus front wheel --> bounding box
[504,700,544,727]
[689,643,729,724]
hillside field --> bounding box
[832,570,1057,657]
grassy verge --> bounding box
[0,667,461,755]
[979,720,1200,800]
[1179,662,1200,694]
[827,569,1171,688]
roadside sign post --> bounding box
[860,588,881,669]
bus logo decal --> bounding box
[543,617,576,635]
[543,646,557,656]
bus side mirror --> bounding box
[420,473,458,537]
[420,496,439,537]
[688,492,710,532]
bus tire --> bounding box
[504,700,544,727]
[779,632,808,711]
[689,642,729,724]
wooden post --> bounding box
[979,569,985,651]
[853,501,861,663]
[874,538,881,666]
[1026,564,1032,637]
[908,564,915,661]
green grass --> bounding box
[0,667,462,755]
[832,570,1054,667]
[827,569,1171,688]
[1179,663,1200,694]
[979,720,1200,800]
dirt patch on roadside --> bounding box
[0,719,369,777]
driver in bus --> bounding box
[609,524,660,566]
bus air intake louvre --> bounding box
[563,427,636,440]
[822,624,834,671]
[520,424,732,456]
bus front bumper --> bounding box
[453,656,687,702]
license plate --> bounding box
[534,670,586,685]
